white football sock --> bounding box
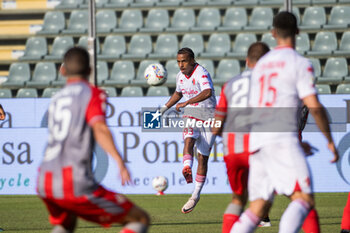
[183,154,193,168]
[230,209,260,233]
[191,174,206,199]
[279,199,310,233]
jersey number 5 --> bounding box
[259,73,277,107]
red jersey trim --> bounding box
[63,167,75,199]
[185,64,199,79]
[44,172,53,199]
[216,83,227,113]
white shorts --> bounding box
[183,119,216,156]
[248,139,313,202]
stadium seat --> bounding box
[19,37,47,60]
[27,62,57,88]
[218,7,247,31]
[308,32,337,56]
[196,59,215,78]
[295,33,310,55]
[215,59,240,85]
[180,34,204,56]
[315,84,331,94]
[213,85,222,96]
[201,33,231,57]
[165,60,179,86]
[149,34,178,59]
[99,35,126,59]
[16,88,38,98]
[114,10,143,33]
[81,0,108,7]
[227,33,257,58]
[309,58,321,77]
[312,0,336,3]
[260,0,283,5]
[99,86,117,97]
[192,8,221,31]
[146,86,170,96]
[104,61,135,86]
[45,36,74,60]
[300,6,326,30]
[183,0,207,6]
[122,35,152,59]
[234,0,257,5]
[140,9,170,32]
[157,0,183,6]
[208,0,232,6]
[63,10,88,34]
[261,33,277,49]
[1,63,31,88]
[0,89,12,98]
[56,0,83,9]
[96,10,117,33]
[42,87,61,98]
[120,86,143,97]
[325,6,350,30]
[37,11,65,34]
[131,60,160,86]
[96,61,109,85]
[245,7,273,30]
[106,0,132,7]
[51,73,66,87]
[339,0,350,2]
[335,32,350,55]
[78,36,101,54]
[167,9,196,32]
[335,84,350,94]
[318,58,347,84]
[132,0,158,7]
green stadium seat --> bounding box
[295,33,310,55]
[122,35,152,59]
[2,63,31,88]
[312,0,336,3]
[98,35,126,59]
[201,33,231,57]
[140,9,170,32]
[157,0,183,6]
[260,0,283,5]
[27,62,57,88]
[309,58,321,77]
[99,86,117,97]
[245,7,273,30]
[0,89,12,98]
[308,32,337,56]
[16,88,38,98]
[121,86,143,97]
[114,10,143,33]
[56,0,83,9]
[51,73,66,87]
[96,10,117,33]
[180,34,204,56]
[78,36,101,54]
[218,7,247,31]
[131,60,159,86]
[234,0,257,5]
[335,32,350,55]
[104,61,135,86]
[42,87,61,98]
[192,8,221,31]
[183,0,207,6]
[261,33,277,49]
[215,59,240,85]
[96,61,109,85]
[146,86,170,96]
[196,59,215,78]
[150,34,178,59]
[315,84,331,94]
[106,0,132,7]
[165,60,179,86]
[208,0,232,6]
[324,6,350,29]
[318,58,347,84]
[213,85,222,96]
[336,84,350,94]
[81,0,108,8]
[37,11,65,34]
[300,6,326,30]
[19,37,47,60]
[45,36,74,60]
[227,33,257,58]
[166,9,195,32]
[63,10,88,34]
[131,0,158,7]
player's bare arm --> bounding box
[176,88,212,112]
[165,91,183,109]
[92,120,132,185]
[212,114,225,136]
[0,104,5,121]
[303,94,339,163]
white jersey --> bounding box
[176,64,216,121]
[249,46,316,151]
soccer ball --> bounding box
[144,63,167,86]
[152,176,168,194]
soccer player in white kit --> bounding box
[231,12,339,233]
[161,48,216,214]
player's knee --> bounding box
[291,192,315,209]
[125,206,150,226]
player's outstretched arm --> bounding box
[212,115,225,136]
[0,104,6,121]
[92,121,132,185]
[162,91,182,113]
[303,94,339,163]
[176,88,212,112]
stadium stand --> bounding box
[140,9,170,32]
[104,60,135,86]
[300,6,326,29]
[318,57,348,84]
[19,37,48,60]
[37,11,66,34]
[201,33,231,57]
[100,86,118,97]
[146,86,170,96]
[63,10,89,34]
[2,63,31,89]
[150,34,179,59]
[316,84,332,94]
[96,60,109,85]
[114,9,143,33]
[193,8,221,31]
[180,34,204,56]
[96,10,117,33]
[42,87,61,98]
[99,35,126,59]
[122,35,153,59]
[227,33,257,57]
[167,8,196,32]
[215,59,241,85]
[218,7,247,31]
[78,36,101,54]
[45,36,74,60]
[27,62,57,88]
[120,86,144,97]
[0,89,13,98]
[16,88,39,98]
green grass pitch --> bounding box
[0,193,346,233]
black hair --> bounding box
[63,47,90,77]
[247,42,270,64]
[273,11,298,38]
[177,47,195,59]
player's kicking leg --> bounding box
[182,137,196,184]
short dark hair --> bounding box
[247,42,270,64]
[177,47,195,59]
[63,47,90,78]
[273,11,298,38]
